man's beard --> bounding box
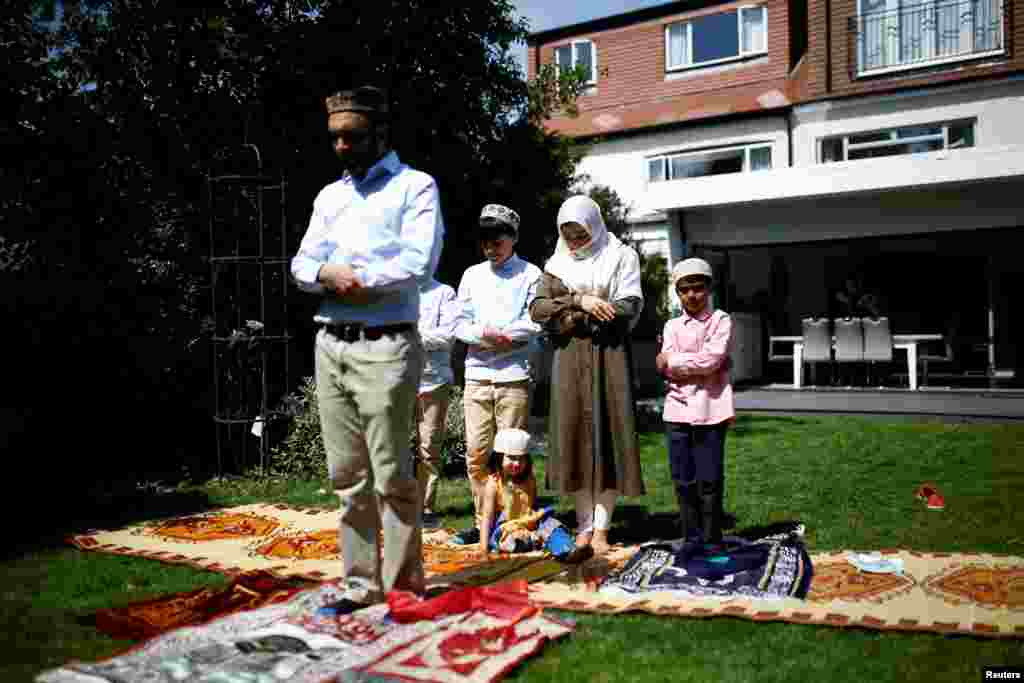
[342,153,374,180]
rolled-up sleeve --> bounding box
[357,176,443,291]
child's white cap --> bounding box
[494,428,531,455]
[672,258,713,286]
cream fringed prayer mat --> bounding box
[67,503,550,586]
[68,505,1024,638]
[528,545,1024,639]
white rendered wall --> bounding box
[791,77,1024,166]
[575,115,791,220]
[628,227,671,264]
[683,178,1024,247]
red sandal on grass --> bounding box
[915,483,946,510]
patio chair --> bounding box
[801,317,831,386]
[833,317,864,386]
[768,337,794,361]
[862,317,893,386]
[918,337,954,388]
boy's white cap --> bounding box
[672,257,713,286]
[494,428,531,455]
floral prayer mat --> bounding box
[68,504,549,587]
[597,526,814,600]
[93,571,318,642]
[529,547,1024,639]
[38,581,573,683]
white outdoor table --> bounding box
[770,334,945,391]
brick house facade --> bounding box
[528,0,1024,388]
[803,0,1023,100]
[528,0,804,137]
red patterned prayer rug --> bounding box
[94,571,317,641]
[37,581,573,683]
[529,548,1024,638]
[90,558,560,645]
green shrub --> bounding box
[267,377,328,480]
[267,379,468,479]
[439,385,467,472]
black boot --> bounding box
[672,485,687,536]
[716,480,729,532]
[674,481,700,542]
[698,480,722,546]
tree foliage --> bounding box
[584,184,670,339]
[3,0,589,485]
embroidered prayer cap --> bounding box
[493,428,532,456]
[672,258,714,287]
[478,204,520,237]
[325,86,389,117]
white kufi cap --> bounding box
[493,428,532,455]
[671,257,713,286]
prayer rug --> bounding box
[90,557,556,645]
[93,571,317,641]
[530,547,1024,639]
[68,504,548,587]
[38,581,574,683]
[597,526,813,600]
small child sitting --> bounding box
[478,428,592,563]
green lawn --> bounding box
[7,415,1024,682]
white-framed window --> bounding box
[819,120,975,163]
[648,143,773,183]
[665,6,767,71]
[554,40,598,85]
[856,0,1003,74]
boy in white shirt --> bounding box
[451,204,542,545]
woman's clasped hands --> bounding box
[577,294,616,322]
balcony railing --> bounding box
[850,0,1006,75]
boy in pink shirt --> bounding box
[656,258,734,544]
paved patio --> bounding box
[532,384,1024,432]
[733,385,1024,421]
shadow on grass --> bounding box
[730,413,815,436]
[2,487,218,560]
[625,409,819,437]
[611,505,742,545]
[440,501,475,518]
[441,458,468,479]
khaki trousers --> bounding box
[415,384,450,512]
[463,378,530,526]
[315,328,424,604]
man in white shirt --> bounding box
[290,86,444,609]
[451,204,542,545]
[416,278,459,530]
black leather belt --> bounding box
[321,322,413,343]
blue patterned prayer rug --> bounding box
[600,522,813,600]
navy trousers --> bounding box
[665,422,727,484]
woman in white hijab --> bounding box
[529,195,645,554]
